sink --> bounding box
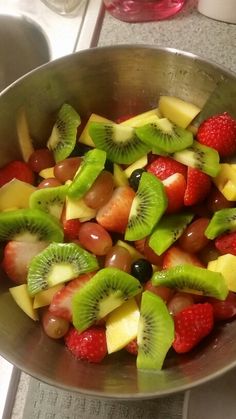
[0,14,50,91]
[0,0,104,91]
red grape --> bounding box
[84,171,114,209]
[144,280,174,303]
[78,222,113,256]
[38,178,62,188]
[105,245,132,272]
[41,310,69,339]
[54,157,82,183]
[168,292,194,316]
[28,148,55,173]
[207,187,235,213]
[178,218,210,253]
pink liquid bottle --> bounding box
[103,0,186,22]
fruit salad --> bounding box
[1,97,236,370]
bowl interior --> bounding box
[0,46,236,398]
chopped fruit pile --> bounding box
[1,98,236,371]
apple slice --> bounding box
[9,284,38,321]
[159,96,200,129]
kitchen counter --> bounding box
[98,0,236,74]
[6,1,236,418]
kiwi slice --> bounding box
[205,208,236,239]
[135,118,193,154]
[137,291,174,370]
[68,148,106,199]
[47,103,81,163]
[125,172,167,241]
[152,264,228,300]
[88,122,150,164]
[149,213,193,255]
[27,242,98,296]
[173,140,220,177]
[0,209,63,243]
[29,184,68,219]
[72,267,142,331]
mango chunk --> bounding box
[106,298,140,354]
[158,96,200,129]
[9,284,38,321]
[208,254,236,292]
[0,179,36,211]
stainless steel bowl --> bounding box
[0,45,236,399]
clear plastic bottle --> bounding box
[103,0,186,22]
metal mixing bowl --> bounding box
[0,45,236,399]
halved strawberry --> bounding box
[134,238,146,254]
[96,186,135,233]
[162,245,204,269]
[125,338,138,355]
[184,167,212,206]
[147,156,187,181]
[173,302,214,353]
[0,160,35,187]
[49,273,95,322]
[163,173,186,213]
[63,219,81,241]
[2,241,48,284]
[215,232,236,256]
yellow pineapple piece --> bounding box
[124,155,148,178]
[158,96,201,128]
[120,108,160,127]
[9,284,38,321]
[106,298,140,354]
[113,164,128,187]
[213,164,236,201]
[33,284,63,309]
[65,196,96,221]
[0,179,36,211]
[208,254,236,292]
[79,113,112,147]
[39,167,55,179]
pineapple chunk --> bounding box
[213,164,236,201]
[65,196,96,221]
[79,113,112,147]
[120,108,161,127]
[113,163,128,187]
[9,284,38,321]
[0,179,36,211]
[158,96,200,129]
[124,155,148,178]
[106,298,140,354]
[39,167,55,179]
[33,284,63,309]
[208,254,236,292]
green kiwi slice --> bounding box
[88,122,150,164]
[0,209,63,243]
[135,118,193,154]
[72,267,142,331]
[29,184,68,219]
[68,148,106,199]
[125,172,167,241]
[149,213,193,255]
[137,291,174,370]
[27,242,98,296]
[205,208,236,239]
[47,103,81,163]
[173,140,220,177]
[152,264,228,300]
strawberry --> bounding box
[197,112,236,158]
[163,173,186,213]
[49,273,95,321]
[96,186,135,233]
[134,238,146,254]
[147,156,187,181]
[173,303,214,353]
[162,246,204,269]
[65,327,107,363]
[0,160,35,187]
[215,232,236,256]
[184,167,211,206]
[2,241,48,284]
[63,219,81,241]
[125,338,138,355]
